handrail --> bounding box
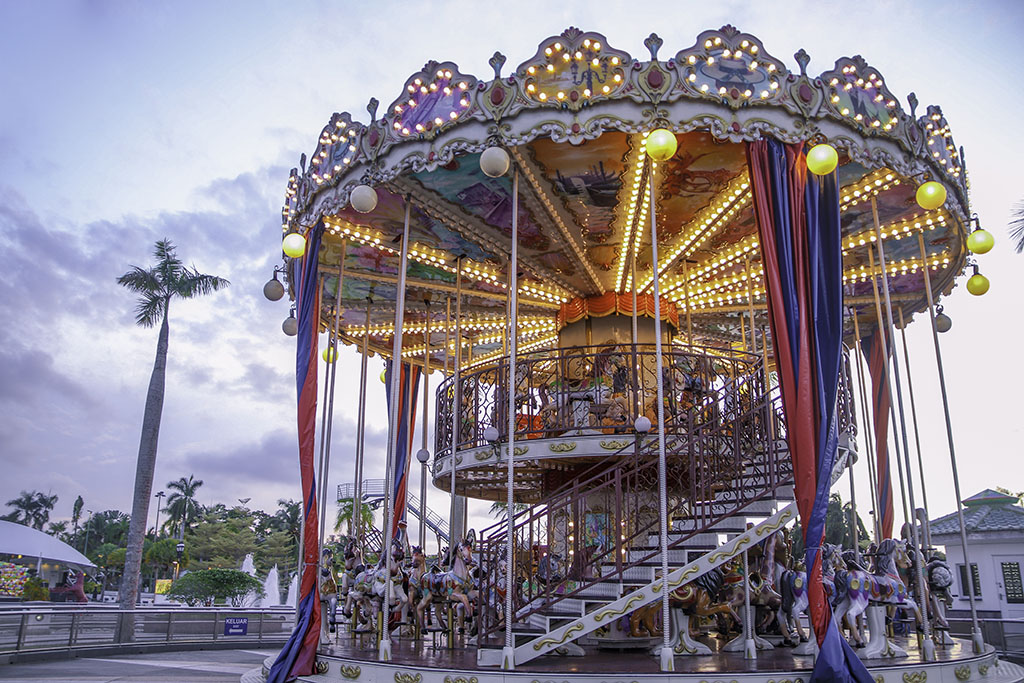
[434,342,763,461]
[475,365,789,639]
[337,479,450,543]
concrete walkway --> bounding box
[0,648,276,682]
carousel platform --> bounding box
[256,634,1022,683]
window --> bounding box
[958,563,982,597]
[1001,562,1024,604]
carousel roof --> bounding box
[279,25,970,368]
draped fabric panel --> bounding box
[557,292,679,329]
[384,361,421,536]
[747,139,872,683]
[268,224,323,682]
[862,329,895,539]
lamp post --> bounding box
[153,492,166,540]
[174,542,184,580]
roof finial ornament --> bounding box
[794,48,810,77]
[489,51,506,79]
[367,97,379,124]
[644,33,663,60]
[908,92,919,119]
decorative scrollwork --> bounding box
[444,677,478,683]
[902,671,927,683]
[338,664,361,679]
[532,622,584,651]
[549,441,577,453]
[954,666,971,681]
[979,665,990,676]
[395,673,423,683]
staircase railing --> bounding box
[336,479,449,545]
[475,364,788,640]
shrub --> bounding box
[166,568,263,607]
[22,577,49,601]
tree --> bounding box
[83,510,131,550]
[116,239,228,609]
[488,500,529,520]
[187,516,258,570]
[335,498,375,536]
[269,499,301,539]
[2,490,58,530]
[47,520,69,540]
[164,475,204,539]
[71,496,84,537]
[1010,200,1024,253]
[166,568,263,607]
[146,538,190,578]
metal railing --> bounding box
[434,343,762,460]
[0,607,293,656]
[338,479,450,543]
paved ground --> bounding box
[0,648,274,682]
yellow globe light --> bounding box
[322,347,337,363]
[916,181,947,210]
[282,233,306,258]
[645,129,678,162]
[966,229,994,255]
[380,369,387,383]
[966,272,989,296]
[806,144,839,175]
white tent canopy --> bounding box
[0,520,96,569]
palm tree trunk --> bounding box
[119,303,170,610]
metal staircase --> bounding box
[474,355,857,666]
[338,479,450,545]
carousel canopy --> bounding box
[279,25,969,368]
[0,520,96,570]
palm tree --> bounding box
[164,475,204,540]
[116,239,227,609]
[71,495,84,537]
[335,498,375,536]
[47,520,69,539]
[2,490,58,530]
[1010,200,1024,253]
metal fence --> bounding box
[947,617,1024,657]
[0,607,294,656]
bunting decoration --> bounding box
[384,360,421,536]
[267,223,323,683]
[862,328,895,539]
[747,138,872,683]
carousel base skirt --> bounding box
[276,633,1021,683]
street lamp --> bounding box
[174,542,185,580]
[154,491,166,540]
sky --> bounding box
[1,1,1022,551]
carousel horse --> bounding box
[407,546,431,635]
[774,537,843,647]
[437,537,477,634]
[645,566,741,655]
[926,554,954,636]
[718,557,782,635]
[833,538,922,648]
[319,548,340,639]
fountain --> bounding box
[284,572,297,608]
[240,553,257,577]
[262,564,281,606]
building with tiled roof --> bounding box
[929,489,1024,619]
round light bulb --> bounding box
[934,312,952,333]
[416,448,430,464]
[966,272,989,296]
[806,144,839,175]
[480,146,511,178]
[322,347,337,363]
[916,181,947,210]
[966,229,994,255]
[634,416,652,433]
[645,129,678,162]
[483,426,500,443]
[282,233,306,258]
[350,184,378,213]
[282,315,298,336]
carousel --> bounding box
[257,26,1020,683]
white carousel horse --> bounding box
[833,538,922,651]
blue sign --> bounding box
[224,617,248,636]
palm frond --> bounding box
[133,293,165,328]
[116,266,162,295]
[1010,200,1024,254]
[153,239,184,287]
[175,269,229,299]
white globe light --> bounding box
[480,146,510,178]
[634,416,652,433]
[350,184,378,213]
[263,277,284,301]
[282,314,298,336]
[416,448,430,464]
[483,426,500,443]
